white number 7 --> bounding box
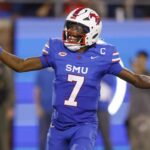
[64,74,84,107]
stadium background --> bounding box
[14,19,150,150]
[0,1,150,150]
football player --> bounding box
[0,7,150,150]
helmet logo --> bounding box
[71,7,85,19]
[89,12,100,25]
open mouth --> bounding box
[63,30,86,45]
[67,31,83,43]
[67,35,80,43]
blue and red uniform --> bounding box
[40,39,123,150]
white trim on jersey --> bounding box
[112,58,120,62]
[113,52,119,56]
[42,49,49,54]
[45,43,49,48]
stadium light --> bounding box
[108,60,127,115]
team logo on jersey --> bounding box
[66,64,88,74]
[58,52,67,57]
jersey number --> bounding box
[64,74,84,106]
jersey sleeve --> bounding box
[107,48,124,75]
[39,39,54,68]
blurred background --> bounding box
[0,0,150,150]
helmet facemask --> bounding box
[63,21,89,51]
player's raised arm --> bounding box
[0,48,43,72]
[118,68,150,89]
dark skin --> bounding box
[0,24,150,89]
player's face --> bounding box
[66,22,88,44]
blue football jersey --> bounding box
[40,38,123,129]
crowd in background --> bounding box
[0,0,150,19]
[126,51,150,150]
